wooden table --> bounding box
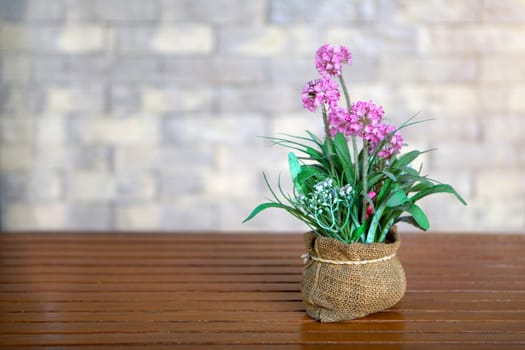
[1,232,524,349]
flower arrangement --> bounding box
[244,44,466,244]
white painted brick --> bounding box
[161,0,266,25]
[161,199,218,230]
[33,115,66,146]
[158,146,216,172]
[160,172,205,201]
[33,204,66,229]
[30,147,67,170]
[422,26,525,53]
[0,25,106,53]
[0,117,33,144]
[325,26,422,56]
[481,55,525,82]
[0,146,32,171]
[111,57,163,83]
[4,204,67,230]
[216,145,287,175]
[163,57,267,84]
[152,25,213,54]
[203,171,259,199]
[401,117,480,144]
[116,25,214,54]
[27,172,63,201]
[64,0,158,22]
[2,204,33,230]
[381,0,480,23]
[71,115,159,146]
[31,147,111,172]
[114,147,157,172]
[430,142,519,171]
[56,25,107,53]
[475,171,525,197]
[114,146,216,173]
[422,196,525,232]
[478,83,514,113]
[45,85,104,113]
[219,199,307,231]
[220,27,287,56]
[398,84,478,115]
[429,170,473,200]
[510,86,525,112]
[0,85,40,115]
[65,203,113,230]
[116,203,160,230]
[0,0,63,21]
[68,147,112,172]
[220,86,297,113]
[270,0,377,25]
[480,115,525,142]
[163,114,266,145]
[380,56,478,82]
[66,172,116,202]
[141,86,215,113]
[272,113,325,138]
[481,0,525,22]
[0,55,31,82]
[115,173,157,202]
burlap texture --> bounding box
[301,227,406,322]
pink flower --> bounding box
[301,78,340,112]
[375,124,403,159]
[315,44,352,78]
[345,100,385,140]
[327,107,350,137]
[366,191,376,219]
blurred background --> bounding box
[0,0,524,233]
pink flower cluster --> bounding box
[376,124,404,159]
[301,78,340,112]
[329,100,403,159]
[315,44,352,78]
[302,44,403,159]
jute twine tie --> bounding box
[301,252,397,265]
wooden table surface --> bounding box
[1,232,524,349]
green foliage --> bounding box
[243,127,467,243]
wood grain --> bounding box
[1,232,524,349]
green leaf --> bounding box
[409,180,434,193]
[352,223,367,242]
[393,150,422,168]
[408,204,430,231]
[288,152,304,193]
[333,132,355,183]
[386,190,409,207]
[242,202,290,223]
[305,146,323,160]
[296,166,323,193]
[333,133,352,165]
[382,170,398,181]
[411,183,467,205]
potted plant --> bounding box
[243,44,466,322]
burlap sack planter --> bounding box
[301,227,406,322]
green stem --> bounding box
[339,75,351,110]
[361,141,369,223]
[322,105,336,176]
[338,75,359,182]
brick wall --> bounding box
[1,0,524,232]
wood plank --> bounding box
[1,232,524,348]
[5,345,525,350]
[2,320,525,334]
[2,310,525,323]
[2,331,525,346]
